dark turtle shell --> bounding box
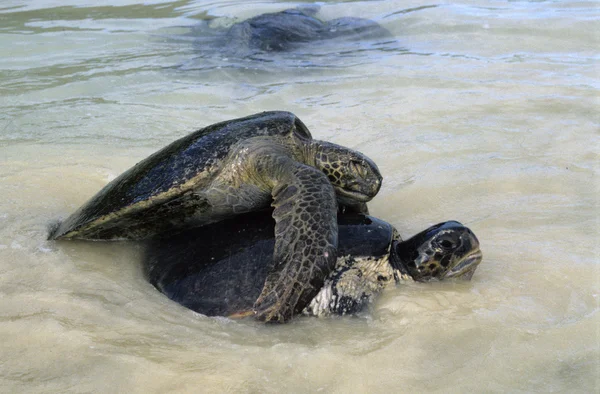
[225,8,391,53]
[50,111,311,240]
[143,211,395,317]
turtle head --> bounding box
[310,140,382,204]
[391,221,482,282]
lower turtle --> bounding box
[144,211,482,320]
[49,111,382,322]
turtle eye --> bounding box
[435,233,458,251]
[350,160,367,178]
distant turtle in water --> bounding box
[216,6,391,54]
[49,111,382,322]
[144,211,482,320]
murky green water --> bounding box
[1,1,598,392]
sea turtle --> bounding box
[223,6,391,53]
[144,211,482,320]
[49,111,382,322]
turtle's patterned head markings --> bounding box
[393,221,482,282]
[309,140,382,205]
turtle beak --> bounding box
[339,157,382,202]
[443,249,483,280]
[442,229,482,280]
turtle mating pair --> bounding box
[50,111,383,322]
[50,111,482,322]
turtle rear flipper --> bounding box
[253,164,338,323]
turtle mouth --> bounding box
[335,183,374,202]
[337,188,371,202]
[444,249,483,280]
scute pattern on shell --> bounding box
[49,111,304,240]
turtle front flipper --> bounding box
[253,164,338,323]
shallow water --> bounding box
[0,0,598,392]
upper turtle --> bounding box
[49,111,382,322]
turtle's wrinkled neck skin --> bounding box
[305,254,395,317]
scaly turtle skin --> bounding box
[143,211,482,319]
[49,111,382,322]
[224,7,391,53]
